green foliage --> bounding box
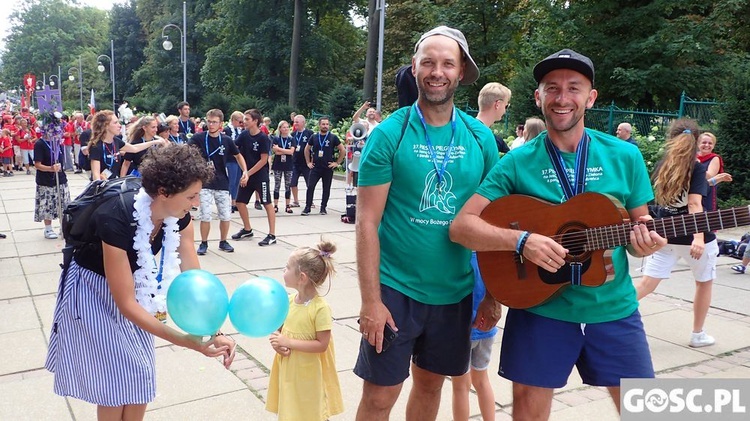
[633,127,666,175]
[715,57,750,206]
[0,0,109,106]
[268,104,296,127]
[200,92,231,118]
[108,0,145,102]
[229,95,262,114]
[506,64,542,128]
[324,84,359,125]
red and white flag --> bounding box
[88,89,96,115]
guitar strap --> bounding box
[544,132,591,286]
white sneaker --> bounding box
[689,331,715,348]
[44,230,58,240]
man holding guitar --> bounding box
[450,49,668,419]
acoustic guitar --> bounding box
[476,192,750,309]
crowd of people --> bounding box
[1,23,738,421]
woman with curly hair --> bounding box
[45,144,236,420]
[635,118,718,348]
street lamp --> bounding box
[49,75,59,87]
[68,56,83,111]
[161,1,187,102]
[97,39,116,111]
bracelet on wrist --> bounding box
[516,231,531,258]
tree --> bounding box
[0,0,109,111]
[715,57,750,206]
[108,0,145,103]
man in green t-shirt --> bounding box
[353,26,499,420]
[450,49,668,419]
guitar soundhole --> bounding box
[538,223,592,285]
[559,227,587,257]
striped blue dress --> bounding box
[44,261,156,406]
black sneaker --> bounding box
[301,207,311,216]
[74,169,82,174]
[231,228,254,240]
[259,234,277,246]
[197,242,208,255]
[231,205,238,213]
[319,207,327,215]
[254,201,262,210]
[219,240,234,252]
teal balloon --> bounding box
[167,269,229,336]
[229,276,289,337]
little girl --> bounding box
[266,240,344,420]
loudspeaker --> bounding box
[349,122,368,141]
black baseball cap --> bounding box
[533,49,595,86]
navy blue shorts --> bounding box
[354,284,472,386]
[499,309,654,388]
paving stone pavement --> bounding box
[1,170,749,420]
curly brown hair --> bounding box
[139,144,214,196]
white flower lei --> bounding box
[132,187,182,317]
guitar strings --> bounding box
[543,209,750,250]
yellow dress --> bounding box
[266,295,344,420]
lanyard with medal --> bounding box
[179,119,191,134]
[205,134,222,168]
[279,136,289,162]
[543,131,590,285]
[169,134,183,144]
[295,130,304,151]
[152,243,167,323]
[104,141,117,168]
[414,103,456,193]
[317,132,329,159]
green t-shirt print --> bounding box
[359,107,499,305]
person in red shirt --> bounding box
[0,128,14,176]
[62,115,75,171]
[15,117,36,174]
[20,107,36,127]
[7,116,20,170]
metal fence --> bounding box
[314,92,719,140]
[587,92,720,138]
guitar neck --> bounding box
[589,206,750,249]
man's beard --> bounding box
[417,78,458,106]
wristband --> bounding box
[515,231,530,255]
[709,177,716,186]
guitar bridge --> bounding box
[510,222,527,280]
[514,252,527,279]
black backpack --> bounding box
[62,176,142,249]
